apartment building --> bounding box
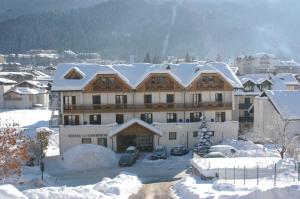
[234,73,300,133]
[52,63,243,154]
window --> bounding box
[244,81,254,92]
[215,93,223,102]
[116,114,124,124]
[166,94,174,103]
[193,131,198,137]
[89,114,101,124]
[92,95,101,104]
[115,95,127,104]
[215,112,226,122]
[192,94,202,103]
[97,138,107,147]
[82,138,91,144]
[64,115,79,125]
[169,132,177,140]
[141,113,153,124]
[167,113,177,123]
[190,112,202,122]
[245,97,250,104]
[144,94,152,104]
[63,96,76,109]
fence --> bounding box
[192,153,299,186]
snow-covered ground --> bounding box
[0,109,52,137]
[173,176,300,199]
[0,172,142,199]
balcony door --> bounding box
[63,96,76,110]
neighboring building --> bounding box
[52,62,243,154]
[0,72,33,83]
[3,80,49,109]
[234,73,300,133]
[1,62,22,71]
[274,60,300,73]
[253,90,300,155]
[235,53,279,75]
[0,78,17,108]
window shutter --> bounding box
[75,115,79,125]
[72,96,76,104]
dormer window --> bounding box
[64,68,84,79]
[244,81,254,92]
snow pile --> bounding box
[94,172,142,197]
[1,166,55,191]
[45,129,59,157]
[0,184,26,199]
[173,176,300,199]
[0,172,141,199]
[222,139,280,157]
[61,144,118,170]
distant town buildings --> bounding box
[234,53,300,75]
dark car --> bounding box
[150,146,168,160]
[125,146,139,160]
[119,154,136,167]
[171,145,189,156]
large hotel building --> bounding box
[52,62,243,153]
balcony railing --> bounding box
[239,103,252,109]
[63,102,232,113]
[239,116,254,123]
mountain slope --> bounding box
[0,0,300,60]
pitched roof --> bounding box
[52,62,243,91]
[0,78,16,84]
[109,118,163,137]
[264,90,300,120]
[7,87,39,95]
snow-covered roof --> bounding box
[19,80,48,88]
[264,90,300,120]
[52,62,243,91]
[109,119,163,138]
[0,77,16,84]
[8,87,39,95]
[238,73,299,90]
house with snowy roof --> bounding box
[0,77,17,108]
[235,73,300,133]
[253,90,300,153]
[3,80,49,109]
[52,62,243,153]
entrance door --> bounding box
[117,135,136,152]
[136,135,153,152]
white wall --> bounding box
[59,121,239,154]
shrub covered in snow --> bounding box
[61,144,118,170]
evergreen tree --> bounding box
[143,52,151,63]
[196,117,213,152]
[185,52,191,63]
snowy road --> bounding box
[129,182,176,199]
[46,153,192,186]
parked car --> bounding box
[209,145,238,157]
[119,154,136,167]
[150,146,168,160]
[193,145,210,156]
[171,145,189,156]
[125,146,139,160]
[204,152,228,158]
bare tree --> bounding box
[0,123,29,180]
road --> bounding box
[46,153,192,187]
[129,181,177,199]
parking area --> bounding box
[46,152,192,186]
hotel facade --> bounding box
[52,62,243,154]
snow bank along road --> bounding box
[46,153,192,186]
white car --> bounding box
[209,145,238,157]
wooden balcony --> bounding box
[63,102,232,113]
